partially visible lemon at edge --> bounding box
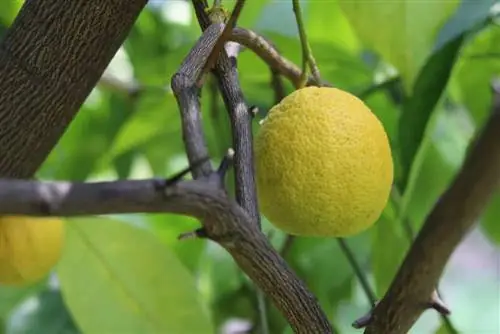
[254,86,393,237]
[0,216,64,285]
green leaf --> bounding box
[398,35,464,191]
[7,288,79,334]
[38,92,134,180]
[401,109,472,232]
[0,0,22,26]
[457,24,500,126]
[0,280,47,318]
[434,0,497,52]
[287,231,372,311]
[238,0,271,28]
[58,217,213,334]
[307,0,361,53]
[338,0,459,90]
[147,214,205,274]
[105,91,183,164]
[371,200,409,295]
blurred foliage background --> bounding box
[1,0,500,333]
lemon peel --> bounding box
[254,86,393,237]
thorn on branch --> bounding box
[178,227,208,240]
[217,148,235,178]
[429,290,451,316]
[352,302,378,329]
[154,156,212,190]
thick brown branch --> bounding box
[365,82,500,333]
[0,0,148,178]
[0,174,331,333]
[171,23,226,178]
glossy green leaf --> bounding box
[398,36,464,191]
[58,217,213,334]
[307,0,361,53]
[457,24,500,126]
[401,108,472,232]
[147,213,205,274]
[0,0,22,26]
[339,0,458,90]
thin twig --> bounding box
[291,0,321,86]
[365,80,500,333]
[270,68,286,104]
[202,0,246,75]
[337,238,377,306]
[230,28,328,88]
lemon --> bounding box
[254,86,393,237]
[0,216,64,285]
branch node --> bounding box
[352,301,378,329]
[217,148,235,178]
[429,290,451,315]
[178,228,208,241]
[248,105,259,118]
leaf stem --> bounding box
[291,0,321,87]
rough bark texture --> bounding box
[0,0,147,178]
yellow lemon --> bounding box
[0,216,64,285]
[254,86,393,237]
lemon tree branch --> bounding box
[229,28,328,88]
[180,5,334,331]
[0,165,333,333]
[0,0,148,178]
[365,80,500,334]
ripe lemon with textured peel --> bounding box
[0,216,64,285]
[255,86,393,237]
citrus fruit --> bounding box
[254,86,393,237]
[0,216,64,285]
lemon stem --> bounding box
[292,0,321,87]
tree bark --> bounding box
[0,0,147,178]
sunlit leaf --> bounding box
[58,217,214,334]
[307,0,361,53]
[0,0,22,26]
[457,24,500,126]
[339,0,459,90]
